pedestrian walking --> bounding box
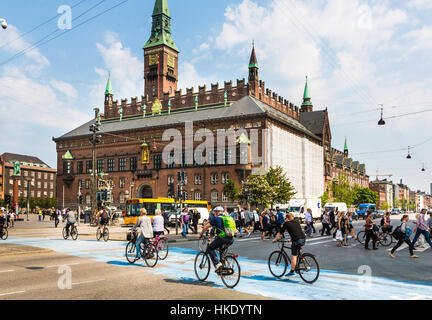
[180,208,190,238]
[337,212,348,247]
[191,208,200,234]
[162,209,170,234]
[329,208,337,239]
[260,210,269,240]
[364,211,378,250]
[304,208,314,237]
[411,209,432,249]
[390,215,418,259]
[268,211,279,238]
[321,210,331,236]
[347,212,356,240]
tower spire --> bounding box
[248,41,259,90]
[301,76,313,112]
[105,72,113,96]
[344,137,349,158]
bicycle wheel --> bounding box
[96,227,102,241]
[221,255,241,289]
[198,236,209,252]
[71,227,78,240]
[103,228,109,242]
[62,227,68,240]
[157,238,169,260]
[268,250,288,278]
[125,241,137,264]
[143,243,158,268]
[379,233,392,247]
[194,252,210,281]
[297,253,320,284]
[1,228,8,240]
[357,231,366,245]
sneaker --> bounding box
[215,263,223,274]
[286,270,296,277]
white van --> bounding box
[324,202,348,213]
[287,198,322,222]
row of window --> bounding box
[167,172,229,186]
[6,190,54,198]
[9,169,54,180]
[78,177,127,190]
[65,157,138,175]
[8,179,54,189]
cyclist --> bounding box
[0,208,6,237]
[99,208,110,229]
[133,208,153,260]
[199,206,234,274]
[273,212,306,277]
[152,209,165,238]
[65,209,76,237]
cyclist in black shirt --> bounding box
[273,212,306,277]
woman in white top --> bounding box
[133,208,153,260]
[152,209,165,237]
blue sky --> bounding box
[0,0,432,193]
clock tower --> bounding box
[143,0,179,99]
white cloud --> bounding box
[178,62,215,92]
[404,26,432,51]
[91,32,143,103]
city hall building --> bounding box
[53,0,325,209]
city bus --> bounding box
[356,203,377,220]
[124,197,211,225]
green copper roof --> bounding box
[344,137,348,151]
[237,133,251,144]
[143,0,179,52]
[302,76,313,107]
[303,76,311,100]
[62,150,74,160]
[105,74,113,95]
[249,43,259,69]
[152,0,170,16]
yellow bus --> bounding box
[124,197,211,225]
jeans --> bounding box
[181,223,189,237]
[135,234,149,258]
[392,237,414,255]
[411,229,432,248]
[365,229,377,249]
[321,223,330,235]
[65,222,74,236]
[206,237,234,267]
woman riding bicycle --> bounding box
[152,209,165,238]
[133,208,153,261]
[273,212,306,277]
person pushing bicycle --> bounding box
[199,206,235,274]
[273,212,306,277]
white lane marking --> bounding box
[72,279,105,286]
[0,270,14,273]
[46,263,81,268]
[307,239,335,246]
[0,291,25,297]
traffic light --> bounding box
[106,189,111,201]
[4,194,11,205]
[79,195,83,204]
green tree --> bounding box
[353,187,378,206]
[320,191,330,207]
[223,179,241,202]
[331,174,355,206]
[380,202,391,211]
[265,166,296,208]
[243,174,275,208]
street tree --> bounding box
[331,174,355,206]
[353,187,378,206]
[320,191,330,207]
[243,174,275,208]
[223,179,241,202]
[380,202,391,211]
[265,166,296,209]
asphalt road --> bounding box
[1,214,431,300]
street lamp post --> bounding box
[24,176,33,221]
[0,18,7,29]
[89,109,101,218]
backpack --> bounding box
[218,216,237,238]
[182,214,189,224]
[277,211,285,225]
[380,217,385,226]
[392,224,403,240]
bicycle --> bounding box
[125,230,158,268]
[357,225,394,247]
[152,233,169,260]
[96,224,110,242]
[194,243,241,289]
[63,224,78,240]
[0,226,8,240]
[268,239,320,284]
[198,229,211,252]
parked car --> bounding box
[391,208,400,215]
[375,210,385,218]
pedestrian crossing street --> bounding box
[2,236,432,300]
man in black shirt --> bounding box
[273,212,306,277]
